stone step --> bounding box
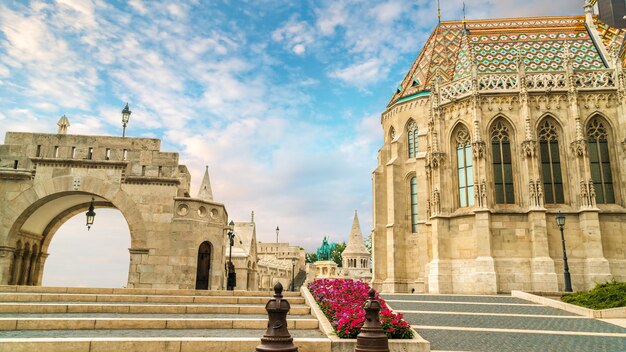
[0,285,301,297]
[0,335,330,352]
[0,293,305,305]
[0,302,310,315]
[0,316,319,330]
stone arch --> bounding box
[195,241,212,290]
[487,115,518,205]
[535,115,569,205]
[3,175,147,250]
[1,175,148,286]
[535,113,565,138]
[585,113,620,204]
[486,113,518,138]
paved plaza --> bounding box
[383,294,626,352]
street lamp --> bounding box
[86,197,96,231]
[291,257,296,292]
[121,103,132,137]
[276,226,279,243]
[556,211,573,292]
[226,220,236,291]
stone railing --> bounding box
[437,69,617,106]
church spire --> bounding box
[344,210,368,254]
[197,165,213,201]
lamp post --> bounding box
[121,103,132,137]
[556,211,573,293]
[291,258,296,292]
[276,226,279,243]
[226,220,236,291]
[85,197,96,231]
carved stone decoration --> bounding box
[530,95,566,111]
[529,180,544,208]
[570,139,588,157]
[426,199,431,219]
[431,189,441,216]
[580,93,614,109]
[474,179,488,208]
[429,152,446,169]
[580,179,597,208]
[521,140,537,159]
[472,141,486,160]
[483,96,517,112]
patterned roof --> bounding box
[390,15,624,106]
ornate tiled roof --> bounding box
[389,15,624,106]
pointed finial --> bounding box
[462,1,469,34]
[57,115,70,134]
[197,165,213,201]
[437,0,441,24]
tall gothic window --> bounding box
[407,121,418,158]
[410,176,418,233]
[538,119,564,204]
[587,117,615,203]
[491,120,515,204]
[455,126,474,207]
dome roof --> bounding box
[389,15,625,106]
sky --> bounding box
[0,0,585,287]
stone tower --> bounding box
[341,211,372,281]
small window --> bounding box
[35,145,41,157]
[71,147,76,159]
[54,146,59,158]
[123,149,128,161]
[407,120,418,158]
[158,166,162,177]
[105,148,111,160]
[87,147,93,160]
[141,165,146,176]
[13,160,18,169]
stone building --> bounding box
[341,211,372,281]
[225,216,259,291]
[256,241,305,290]
[0,120,230,290]
[372,6,626,294]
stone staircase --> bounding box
[0,285,328,352]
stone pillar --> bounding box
[34,253,49,286]
[427,217,452,293]
[9,250,23,285]
[472,210,497,294]
[578,211,612,290]
[528,211,558,292]
[18,249,31,285]
[0,247,15,285]
[27,251,38,285]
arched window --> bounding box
[587,117,614,203]
[491,120,515,204]
[455,126,474,207]
[410,176,418,233]
[407,121,418,158]
[538,119,564,204]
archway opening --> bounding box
[195,241,212,290]
[42,208,131,288]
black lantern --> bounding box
[291,257,296,292]
[121,103,132,137]
[86,197,96,231]
[276,226,279,243]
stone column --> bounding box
[0,247,15,285]
[528,211,558,292]
[472,210,497,294]
[579,211,612,290]
[34,253,49,286]
[427,217,452,293]
[9,249,23,285]
[18,249,31,285]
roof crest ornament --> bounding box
[57,115,70,135]
[437,0,441,24]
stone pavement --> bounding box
[383,294,626,352]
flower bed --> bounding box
[308,278,413,339]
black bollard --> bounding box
[355,289,389,352]
[256,282,298,352]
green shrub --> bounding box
[562,281,626,310]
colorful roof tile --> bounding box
[389,15,625,106]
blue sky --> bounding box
[0,0,584,287]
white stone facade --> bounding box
[372,14,626,294]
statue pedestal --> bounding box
[314,261,339,278]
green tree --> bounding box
[364,232,372,254]
[305,252,318,264]
[331,242,346,267]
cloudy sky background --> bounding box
[1,0,584,287]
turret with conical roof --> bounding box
[341,210,372,280]
[197,165,213,201]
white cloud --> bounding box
[329,58,384,86]
[272,16,315,56]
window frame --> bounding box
[490,120,515,205]
[586,116,616,204]
[454,126,475,208]
[537,118,565,205]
